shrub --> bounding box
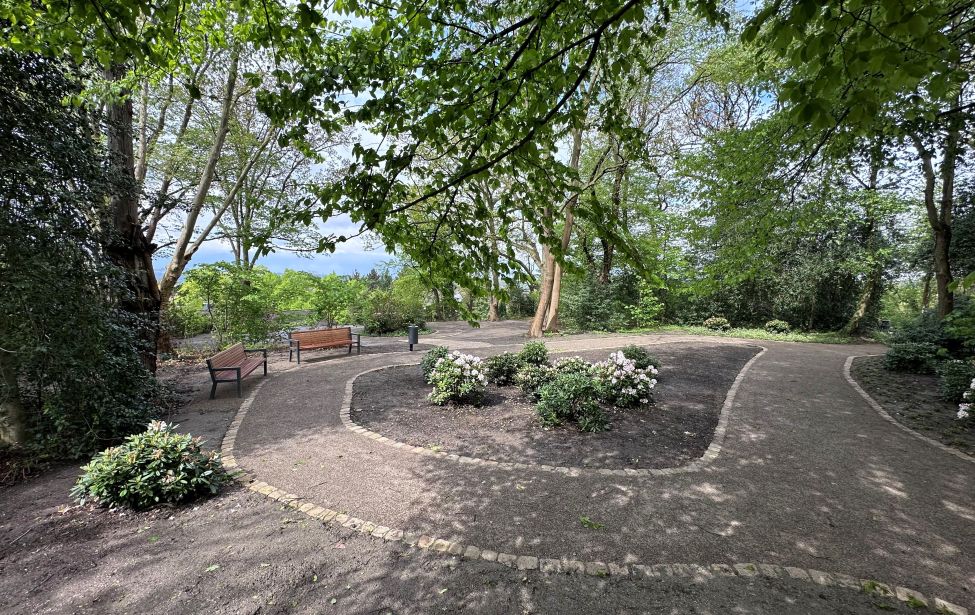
[515,364,555,399]
[593,351,657,408]
[703,316,731,331]
[535,371,607,432]
[552,356,594,376]
[958,379,973,422]
[428,351,487,405]
[621,345,659,370]
[485,352,522,385]
[884,342,939,374]
[764,319,791,334]
[71,422,228,510]
[421,346,451,382]
[937,360,975,403]
[518,341,549,366]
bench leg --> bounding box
[357,339,361,354]
[237,378,242,398]
[297,348,301,364]
[210,381,218,400]
[289,347,293,362]
[348,344,352,354]
[263,360,267,376]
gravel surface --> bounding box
[851,356,974,457]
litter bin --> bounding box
[407,324,419,351]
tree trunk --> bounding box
[921,271,932,309]
[843,149,883,336]
[104,64,162,372]
[911,122,958,319]
[0,350,27,447]
[157,48,241,306]
[528,244,557,338]
[538,127,584,334]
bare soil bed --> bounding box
[351,343,760,470]
[851,355,975,457]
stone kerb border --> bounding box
[844,355,974,465]
[218,348,969,615]
[339,345,767,477]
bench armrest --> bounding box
[245,348,268,358]
[209,366,242,372]
[352,333,360,341]
[287,339,300,347]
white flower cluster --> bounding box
[594,351,657,407]
[958,377,974,421]
[429,351,487,405]
[434,351,487,385]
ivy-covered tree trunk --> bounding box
[0,349,26,447]
[911,114,960,320]
[843,152,884,336]
[104,65,162,373]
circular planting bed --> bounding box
[350,343,761,470]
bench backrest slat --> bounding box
[290,327,352,345]
[208,343,246,368]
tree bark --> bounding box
[157,48,241,307]
[0,349,27,447]
[911,121,958,319]
[104,64,162,372]
[843,150,883,336]
[528,243,557,337]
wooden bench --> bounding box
[288,327,360,363]
[206,343,267,399]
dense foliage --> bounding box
[71,422,228,509]
[0,52,160,456]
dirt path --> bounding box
[1,321,971,613]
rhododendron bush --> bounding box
[594,351,658,408]
[428,351,487,405]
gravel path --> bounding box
[231,322,974,609]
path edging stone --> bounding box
[844,355,973,464]
[339,345,767,477]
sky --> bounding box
[151,214,394,280]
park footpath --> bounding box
[222,322,973,613]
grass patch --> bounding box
[620,325,866,345]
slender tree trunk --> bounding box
[921,271,933,309]
[843,151,883,336]
[911,123,958,319]
[104,64,162,372]
[157,48,241,307]
[528,244,556,337]
[0,350,27,447]
[540,127,584,333]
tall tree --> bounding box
[747,0,974,318]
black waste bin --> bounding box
[408,324,419,351]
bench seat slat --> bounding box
[206,342,266,398]
[289,327,359,363]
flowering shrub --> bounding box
[764,319,791,334]
[936,360,975,403]
[593,351,657,408]
[515,364,555,399]
[428,351,487,405]
[621,345,659,371]
[536,372,607,432]
[421,346,451,382]
[703,316,731,331]
[71,421,228,510]
[552,356,594,376]
[518,341,549,366]
[958,377,974,423]
[485,352,522,385]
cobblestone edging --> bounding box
[218,352,969,615]
[338,346,767,477]
[844,355,974,465]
